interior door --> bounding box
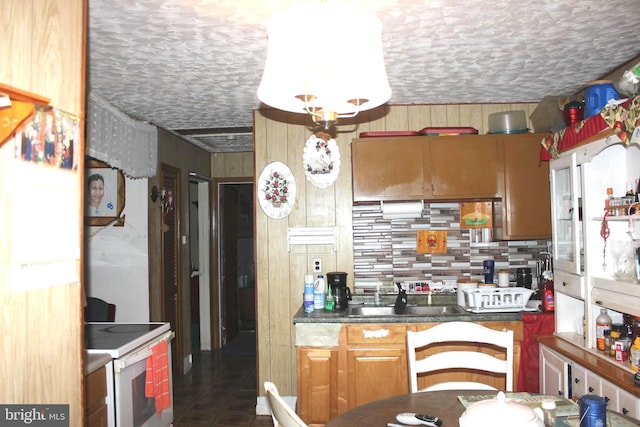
[160,164,181,374]
[219,182,254,345]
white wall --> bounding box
[86,177,150,321]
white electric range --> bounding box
[85,323,174,427]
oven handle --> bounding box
[113,330,174,372]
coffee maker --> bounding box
[326,272,351,310]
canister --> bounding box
[578,395,606,427]
[516,268,532,288]
[584,80,619,119]
[498,271,510,288]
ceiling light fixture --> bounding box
[257,2,391,130]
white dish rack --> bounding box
[463,287,535,313]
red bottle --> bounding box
[542,280,555,312]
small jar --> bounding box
[603,330,612,355]
[541,399,556,427]
[610,330,620,357]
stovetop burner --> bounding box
[85,322,171,357]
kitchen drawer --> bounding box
[617,387,640,420]
[554,270,584,299]
[345,324,407,346]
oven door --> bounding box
[113,332,173,427]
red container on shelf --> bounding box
[418,127,478,136]
[358,131,419,138]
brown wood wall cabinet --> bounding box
[352,133,551,240]
[495,133,552,240]
[296,321,523,426]
[85,366,108,427]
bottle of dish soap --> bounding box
[630,336,640,372]
[324,285,334,312]
[374,284,382,306]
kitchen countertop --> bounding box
[85,352,112,375]
[293,304,525,324]
[537,335,640,398]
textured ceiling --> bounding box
[88,0,640,153]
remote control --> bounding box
[396,412,443,426]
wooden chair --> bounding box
[407,321,514,392]
[264,381,308,427]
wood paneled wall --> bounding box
[254,102,537,397]
[148,129,211,373]
[0,0,85,424]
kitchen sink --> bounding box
[347,304,466,317]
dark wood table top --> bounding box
[326,390,640,427]
[326,389,493,427]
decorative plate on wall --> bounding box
[257,161,296,219]
[303,133,340,188]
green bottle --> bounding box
[325,285,335,311]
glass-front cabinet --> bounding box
[550,134,640,363]
[550,152,583,276]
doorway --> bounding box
[218,181,254,347]
[188,174,211,354]
[160,164,181,374]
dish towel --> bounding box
[145,339,171,415]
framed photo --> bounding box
[85,159,125,226]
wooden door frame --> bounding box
[159,163,183,374]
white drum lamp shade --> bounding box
[257,2,391,124]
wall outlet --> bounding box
[313,258,322,273]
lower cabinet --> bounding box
[540,344,570,398]
[540,344,640,420]
[85,366,108,427]
[296,321,523,426]
[339,324,409,413]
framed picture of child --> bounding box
[85,158,125,226]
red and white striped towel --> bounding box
[145,339,171,415]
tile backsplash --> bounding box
[352,202,550,291]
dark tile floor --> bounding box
[173,332,273,427]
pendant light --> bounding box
[257,2,391,130]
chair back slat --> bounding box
[407,322,514,393]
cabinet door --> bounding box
[550,152,583,275]
[429,136,499,198]
[601,378,619,413]
[85,366,108,427]
[345,348,408,410]
[540,345,568,397]
[573,360,604,399]
[617,386,640,420]
[297,347,338,426]
[499,133,552,239]
[341,324,408,411]
[352,138,429,201]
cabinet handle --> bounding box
[622,408,629,415]
[563,281,568,287]
[604,396,610,403]
[588,386,594,392]
[595,300,603,305]
[574,378,580,384]
[557,391,562,396]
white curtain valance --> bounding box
[87,92,157,178]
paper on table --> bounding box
[457,392,580,417]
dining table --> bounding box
[325,389,640,427]
[326,389,486,427]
